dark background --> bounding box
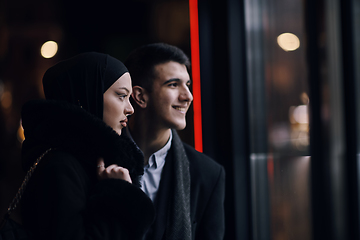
[0,0,197,228]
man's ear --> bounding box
[132,86,148,108]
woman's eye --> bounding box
[116,93,127,100]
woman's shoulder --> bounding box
[34,149,87,178]
[45,149,80,166]
[26,149,93,195]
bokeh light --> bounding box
[17,121,25,142]
[41,41,58,58]
[277,33,300,52]
[1,91,12,109]
[293,105,308,124]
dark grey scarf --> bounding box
[165,130,191,240]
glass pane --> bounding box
[245,0,312,239]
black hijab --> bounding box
[42,52,128,119]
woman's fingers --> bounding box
[114,167,132,183]
[96,158,132,183]
[104,164,117,174]
[96,158,106,176]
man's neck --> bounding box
[129,115,171,164]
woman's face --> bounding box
[103,72,134,135]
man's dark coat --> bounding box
[147,130,225,240]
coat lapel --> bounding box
[150,147,174,240]
[150,130,191,240]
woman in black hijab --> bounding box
[20,52,154,239]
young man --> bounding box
[124,43,225,240]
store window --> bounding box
[244,0,311,239]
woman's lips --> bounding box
[120,118,128,127]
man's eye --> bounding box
[169,83,178,87]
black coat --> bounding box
[149,130,225,240]
[20,100,155,240]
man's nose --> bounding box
[180,86,193,102]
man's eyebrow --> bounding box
[163,78,191,85]
[163,78,180,85]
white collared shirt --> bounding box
[126,128,172,202]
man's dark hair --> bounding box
[124,43,190,91]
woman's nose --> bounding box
[125,100,134,116]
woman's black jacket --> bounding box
[20,100,155,240]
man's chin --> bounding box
[173,122,186,131]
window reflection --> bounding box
[245,0,312,239]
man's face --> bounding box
[147,61,193,130]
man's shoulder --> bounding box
[181,142,225,191]
[182,142,224,172]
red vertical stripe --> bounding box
[189,0,203,152]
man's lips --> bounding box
[173,106,187,113]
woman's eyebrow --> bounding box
[118,87,130,93]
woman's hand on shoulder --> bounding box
[96,158,132,183]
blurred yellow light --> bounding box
[41,41,58,58]
[1,91,12,109]
[17,122,25,142]
[293,105,308,124]
[277,33,300,52]
[289,106,297,124]
[301,92,309,105]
